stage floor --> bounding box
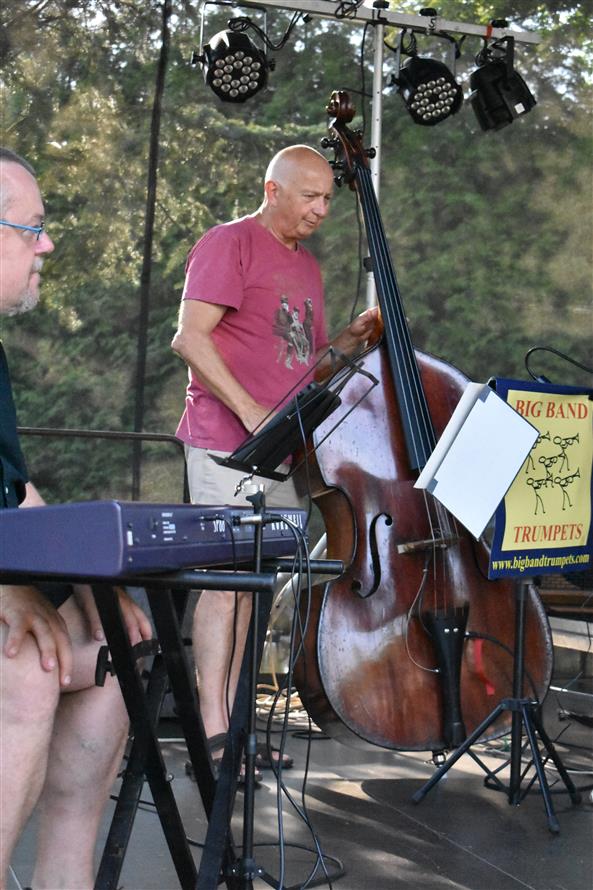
[11,671,593,890]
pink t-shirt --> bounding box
[176,215,329,451]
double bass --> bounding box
[294,92,552,753]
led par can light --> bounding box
[396,56,463,126]
[201,30,268,103]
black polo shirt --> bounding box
[0,341,29,509]
[1,342,71,608]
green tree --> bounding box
[0,0,590,502]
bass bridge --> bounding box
[397,534,460,555]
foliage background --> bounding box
[1,0,591,503]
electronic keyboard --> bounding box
[0,500,307,577]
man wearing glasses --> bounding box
[0,148,152,890]
[0,165,50,317]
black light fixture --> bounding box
[469,28,536,131]
[193,20,269,103]
[194,10,308,105]
[388,27,464,126]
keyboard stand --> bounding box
[92,578,202,889]
[94,628,174,889]
[1,560,342,889]
[0,566,277,890]
[90,569,279,890]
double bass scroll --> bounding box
[293,91,553,753]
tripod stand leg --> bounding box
[529,706,582,805]
[508,708,524,805]
[412,702,506,803]
[520,702,560,834]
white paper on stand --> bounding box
[414,383,539,539]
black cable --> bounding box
[286,574,334,889]
[108,789,346,884]
[260,530,334,889]
[239,518,334,888]
[253,842,344,890]
[188,511,332,886]
[184,837,345,888]
[274,528,332,889]
[266,525,307,886]
[334,1,366,18]
[464,630,539,700]
[384,28,416,57]
[524,345,593,382]
[229,12,305,52]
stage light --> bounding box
[194,26,268,103]
[389,29,463,127]
[194,10,307,105]
[396,56,463,126]
[469,32,536,131]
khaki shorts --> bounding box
[185,446,308,511]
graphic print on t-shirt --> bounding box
[273,295,315,369]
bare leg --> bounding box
[31,597,129,890]
[192,590,253,742]
[0,627,60,888]
[185,445,302,759]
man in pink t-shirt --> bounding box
[175,212,329,451]
[172,145,377,776]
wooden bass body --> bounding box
[294,345,553,752]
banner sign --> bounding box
[489,378,593,579]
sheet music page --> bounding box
[415,383,539,539]
[416,382,485,487]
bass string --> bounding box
[355,165,461,613]
[356,169,433,464]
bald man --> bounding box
[0,147,152,889]
[172,145,377,777]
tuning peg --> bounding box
[320,136,339,150]
[366,147,377,159]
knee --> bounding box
[196,589,252,618]
[0,635,60,726]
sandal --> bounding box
[255,739,294,770]
[206,731,230,770]
[185,732,262,786]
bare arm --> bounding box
[171,299,271,434]
[315,306,381,379]
[72,585,153,646]
[21,481,46,507]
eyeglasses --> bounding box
[0,219,45,240]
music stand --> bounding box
[412,578,581,832]
[200,356,376,888]
[410,373,590,832]
[211,348,378,481]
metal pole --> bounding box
[365,19,384,309]
[132,0,172,500]
[239,0,540,45]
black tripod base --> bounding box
[412,697,581,834]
